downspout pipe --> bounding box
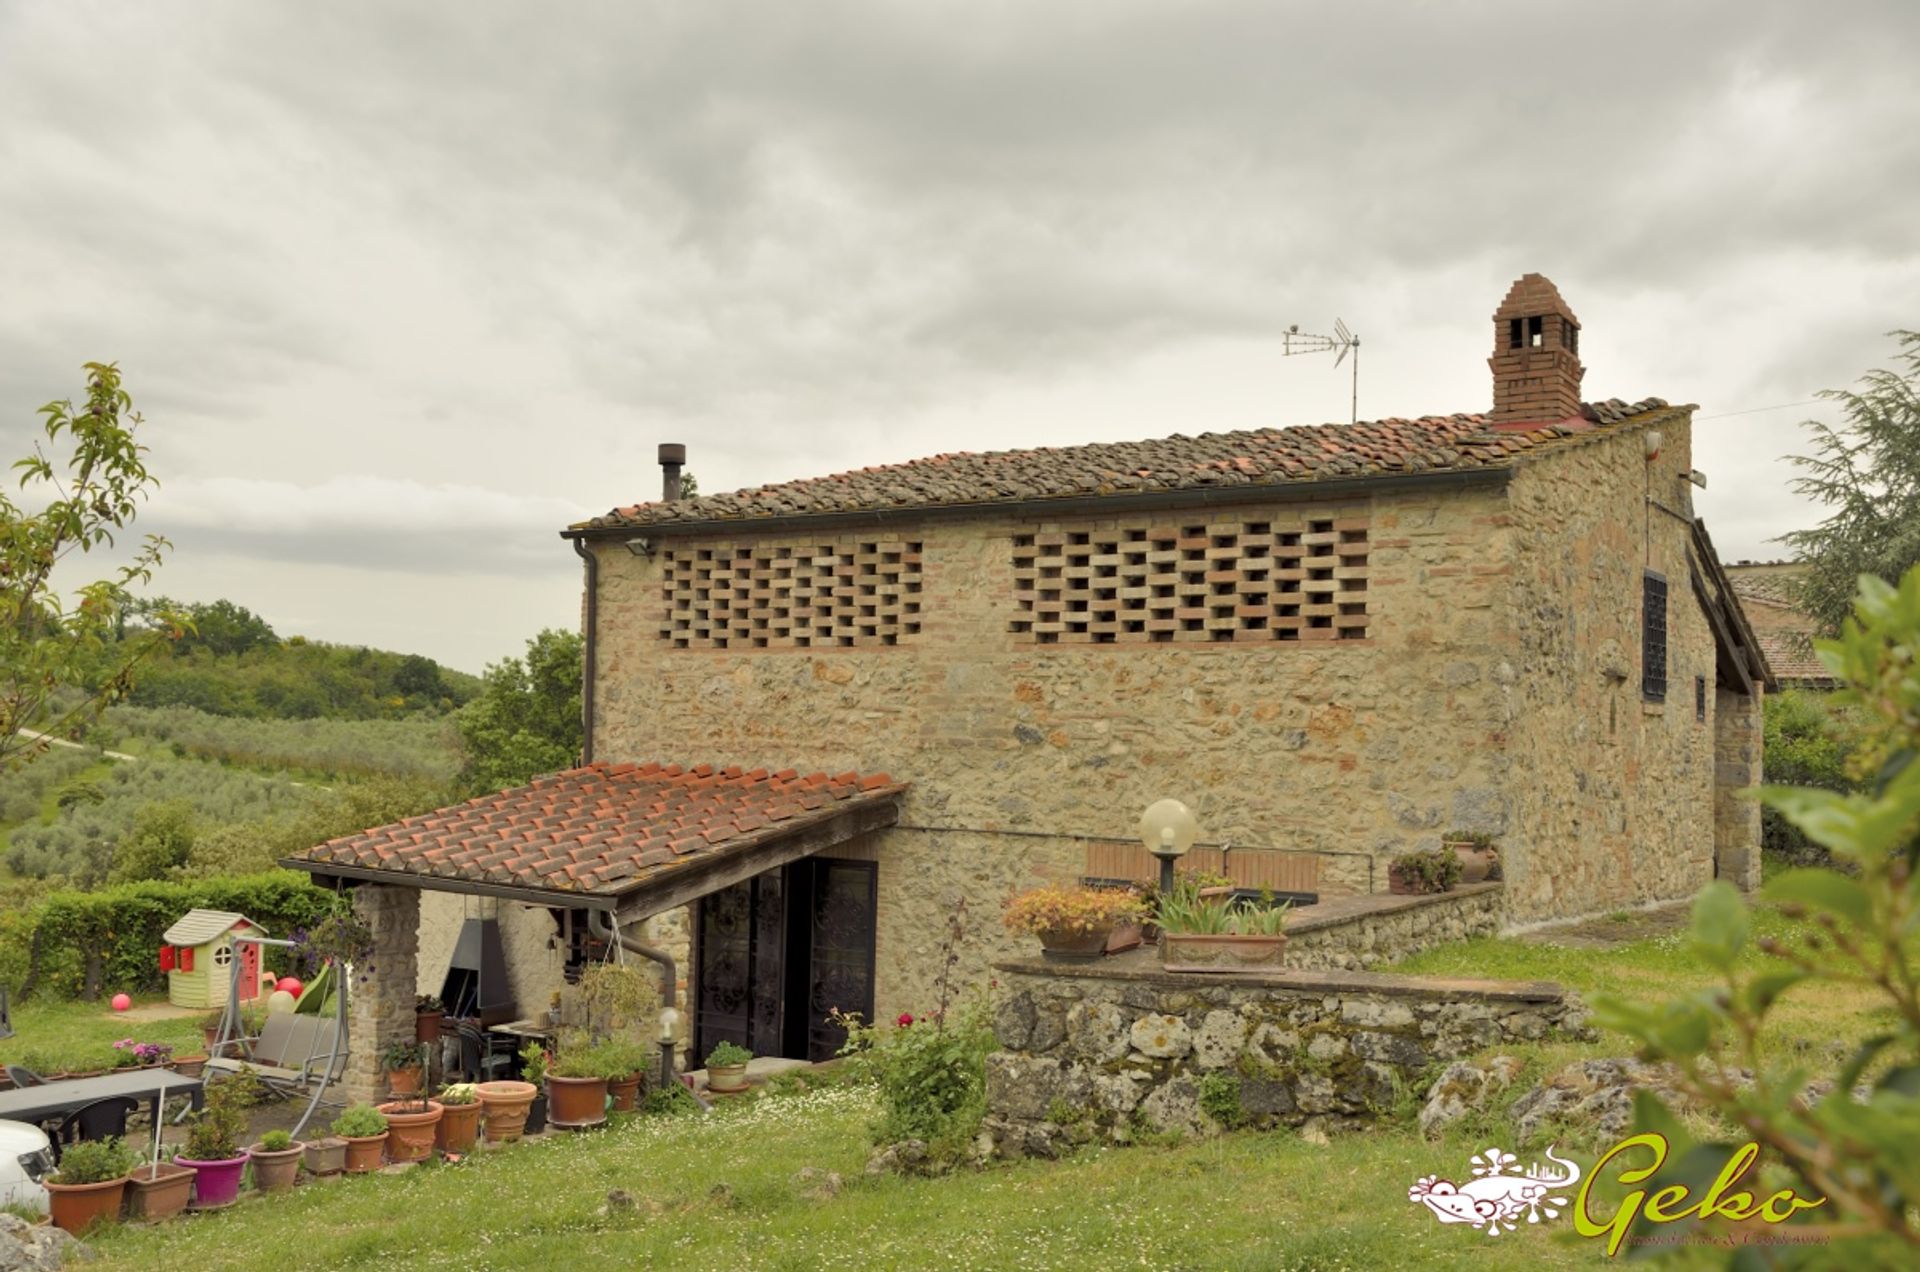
[572,538,597,766]
[587,909,707,1107]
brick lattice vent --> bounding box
[660,539,924,649]
[1010,516,1368,644]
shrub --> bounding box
[1761,689,1861,865]
[183,1069,260,1161]
[1002,885,1147,937]
[518,1042,549,1085]
[705,1040,752,1068]
[1388,848,1460,894]
[49,1137,135,1185]
[836,999,997,1163]
[331,1105,388,1139]
[257,1129,294,1152]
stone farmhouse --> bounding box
[289,274,1772,1100]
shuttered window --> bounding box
[1642,571,1668,701]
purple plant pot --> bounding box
[175,1154,249,1209]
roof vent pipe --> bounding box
[658,443,686,502]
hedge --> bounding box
[14,871,347,1001]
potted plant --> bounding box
[545,990,562,1028]
[704,1040,753,1095]
[124,1158,196,1222]
[381,1040,425,1097]
[1002,884,1149,961]
[199,1009,226,1053]
[547,1039,612,1129]
[175,1070,256,1209]
[1158,883,1292,971]
[248,1128,304,1192]
[106,1041,143,1070]
[1388,847,1463,896]
[374,1094,444,1164]
[521,1043,550,1136]
[434,1083,482,1154]
[44,1136,135,1234]
[303,1132,348,1177]
[598,1040,648,1112]
[414,994,445,1044]
[1441,830,1500,884]
[167,1049,209,1079]
[332,1105,388,1173]
[476,1077,539,1143]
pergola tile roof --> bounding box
[289,762,906,898]
[573,399,1673,531]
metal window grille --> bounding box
[1642,571,1668,701]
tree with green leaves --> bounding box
[454,628,583,794]
[2,363,179,772]
[1595,565,1920,1262]
[1781,330,1920,632]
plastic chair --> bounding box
[51,1096,140,1162]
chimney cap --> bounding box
[1492,273,1579,324]
[657,443,687,466]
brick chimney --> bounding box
[1488,274,1584,427]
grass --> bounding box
[0,996,206,1075]
[69,906,1867,1270]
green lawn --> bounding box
[0,997,206,1076]
[68,910,1863,1270]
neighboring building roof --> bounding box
[1754,629,1835,688]
[288,762,907,900]
[163,910,256,947]
[572,398,1675,533]
[1727,572,1804,611]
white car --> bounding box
[0,1120,54,1214]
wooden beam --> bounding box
[613,801,900,923]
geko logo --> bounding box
[1411,1135,1828,1256]
[1409,1145,1581,1236]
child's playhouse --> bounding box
[162,909,276,1009]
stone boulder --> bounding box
[0,1215,84,1272]
[1417,1054,1524,1138]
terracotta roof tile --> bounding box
[1753,630,1837,688]
[288,761,907,898]
[571,400,1674,532]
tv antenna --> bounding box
[1281,319,1361,424]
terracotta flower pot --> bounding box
[415,1011,443,1044]
[1160,931,1289,972]
[174,1153,247,1209]
[202,1024,221,1050]
[1105,919,1145,954]
[376,1100,444,1163]
[1037,927,1112,962]
[45,1175,128,1235]
[608,1072,643,1112]
[475,1080,537,1143]
[435,1100,482,1154]
[248,1141,305,1192]
[125,1161,195,1222]
[545,1075,608,1128]
[341,1133,386,1174]
[1448,843,1498,885]
[706,1063,750,1095]
[168,1054,208,1079]
[303,1136,347,1176]
[386,1064,424,1097]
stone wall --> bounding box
[345,884,419,1105]
[1282,882,1504,971]
[984,956,1591,1156]
[1713,686,1763,890]
[416,892,569,1019]
[1505,412,1740,918]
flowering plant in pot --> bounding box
[1440,829,1500,883]
[1002,885,1148,961]
[331,1105,388,1173]
[113,1039,172,1069]
[176,1068,259,1209]
[1388,847,1462,896]
[434,1083,482,1154]
[704,1040,753,1095]
[45,1136,135,1234]
[248,1128,304,1193]
[1157,882,1292,971]
[381,1040,426,1097]
[374,1092,444,1164]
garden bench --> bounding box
[205,1012,346,1097]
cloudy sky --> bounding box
[2,1,1915,672]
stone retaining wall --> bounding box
[1282,882,1504,971]
[984,954,1591,1158]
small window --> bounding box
[1527,315,1544,348]
[1696,676,1707,722]
[1642,572,1668,701]
[212,942,233,967]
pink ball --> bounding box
[111,993,131,1012]
[276,977,303,998]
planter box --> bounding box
[1160,931,1289,973]
[1036,927,1111,963]
[1105,920,1144,955]
[45,1176,127,1235]
[303,1136,347,1176]
[125,1162,195,1222]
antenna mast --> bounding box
[1281,319,1361,424]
